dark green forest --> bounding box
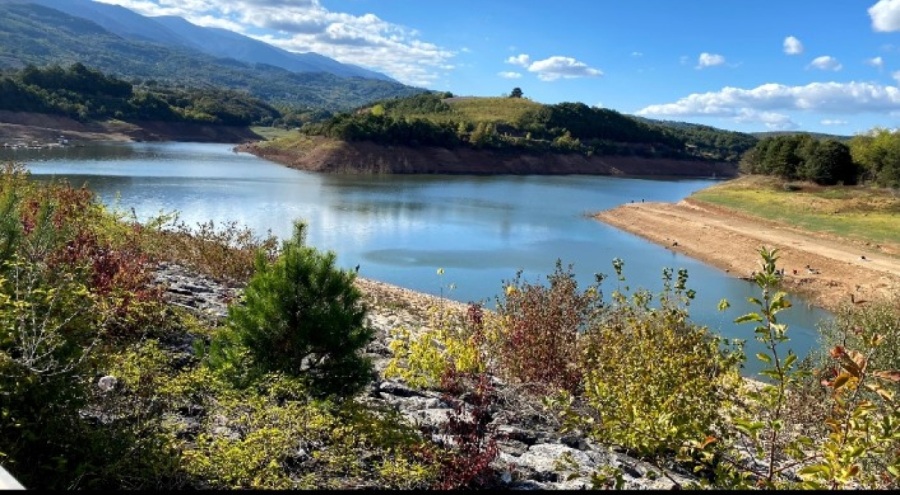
[0,63,282,126]
[739,134,858,185]
[740,132,900,187]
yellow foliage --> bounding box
[384,304,489,389]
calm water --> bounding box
[5,141,832,375]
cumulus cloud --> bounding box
[808,55,843,71]
[498,71,522,79]
[892,70,900,84]
[867,56,885,69]
[506,54,602,81]
[734,109,798,130]
[696,52,726,69]
[636,81,900,125]
[528,56,602,81]
[506,54,531,67]
[821,119,849,126]
[783,36,803,55]
[870,0,900,31]
[95,0,456,87]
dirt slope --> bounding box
[238,137,739,177]
[0,110,262,145]
[595,199,900,312]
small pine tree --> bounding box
[221,221,374,397]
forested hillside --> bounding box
[299,92,759,162]
[0,2,424,112]
[0,64,282,126]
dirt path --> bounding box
[594,199,900,313]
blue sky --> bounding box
[96,0,900,135]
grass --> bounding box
[382,97,544,127]
[691,175,900,249]
[443,97,543,125]
[250,126,294,141]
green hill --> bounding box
[0,63,281,127]
[299,93,758,162]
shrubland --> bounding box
[2,163,900,489]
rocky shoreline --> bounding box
[150,262,696,490]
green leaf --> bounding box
[799,464,832,477]
[756,353,772,364]
[784,353,797,369]
[735,312,763,324]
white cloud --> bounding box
[892,70,900,84]
[734,109,798,130]
[808,55,843,71]
[866,56,885,69]
[870,0,900,32]
[508,55,602,81]
[821,119,849,126]
[498,71,522,79]
[96,0,456,87]
[636,81,900,119]
[783,36,803,55]
[506,54,531,67]
[696,52,725,69]
[631,51,643,57]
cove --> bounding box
[6,141,833,375]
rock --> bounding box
[516,443,597,481]
[146,262,704,490]
[97,375,118,392]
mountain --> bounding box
[0,1,422,111]
[25,0,394,81]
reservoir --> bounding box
[4,141,832,374]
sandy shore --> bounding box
[594,198,900,313]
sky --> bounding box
[93,0,900,135]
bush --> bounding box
[215,221,374,398]
[551,263,742,459]
[492,260,603,393]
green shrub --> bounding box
[214,221,374,398]
[551,262,742,459]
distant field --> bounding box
[381,96,543,126]
[691,175,900,248]
[250,126,294,141]
[443,97,544,124]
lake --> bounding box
[4,141,833,375]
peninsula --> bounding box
[237,92,755,176]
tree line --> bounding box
[740,131,900,187]
[301,93,759,161]
[0,63,281,126]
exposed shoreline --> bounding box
[237,137,739,177]
[0,110,263,146]
[594,198,900,313]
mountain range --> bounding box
[0,0,423,110]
